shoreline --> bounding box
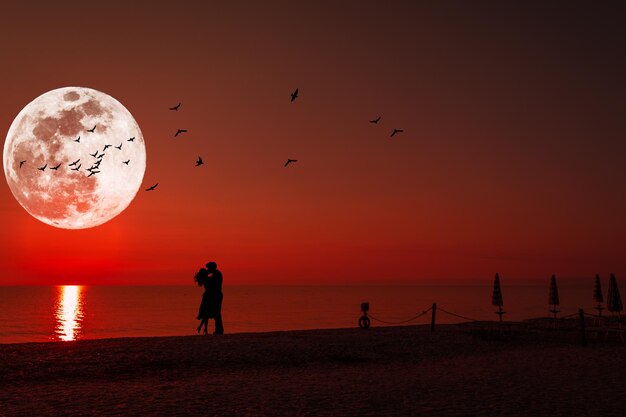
[0,315,600,347]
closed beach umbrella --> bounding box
[492,273,505,322]
[492,273,503,307]
[607,273,623,317]
[593,274,604,316]
[549,275,560,319]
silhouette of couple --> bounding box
[195,261,224,334]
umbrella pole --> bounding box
[578,308,587,347]
[431,303,437,333]
[551,305,559,329]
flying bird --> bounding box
[370,116,381,124]
[195,156,203,167]
[103,144,112,151]
[69,159,80,167]
[146,183,159,191]
[50,163,62,170]
[71,164,81,171]
[128,137,135,142]
[290,88,299,102]
[169,103,181,111]
[87,125,96,133]
[38,164,47,171]
[73,136,81,142]
[90,151,99,158]
[19,160,26,169]
[97,153,105,160]
[284,159,298,167]
[87,170,100,177]
[122,160,130,165]
[174,129,187,137]
[115,143,123,150]
[390,129,404,137]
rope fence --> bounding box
[368,307,431,325]
[365,307,604,325]
[365,305,482,325]
[436,307,480,323]
[581,311,622,320]
[358,301,625,346]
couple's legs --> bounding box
[197,318,208,334]
[197,317,221,334]
[197,294,224,335]
[198,311,224,334]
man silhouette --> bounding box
[206,261,224,334]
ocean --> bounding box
[0,283,605,344]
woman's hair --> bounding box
[206,261,217,270]
[194,268,207,286]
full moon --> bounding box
[3,87,146,229]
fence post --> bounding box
[431,303,437,332]
[578,308,587,347]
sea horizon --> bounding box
[0,282,609,344]
[0,276,609,286]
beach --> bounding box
[1,323,624,416]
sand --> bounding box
[1,323,625,416]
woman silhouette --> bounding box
[195,267,211,334]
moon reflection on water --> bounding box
[54,285,84,341]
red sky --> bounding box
[1,1,626,285]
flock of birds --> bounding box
[159,87,404,182]
[19,126,137,180]
[368,115,403,137]
[18,87,404,194]
[291,88,404,137]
